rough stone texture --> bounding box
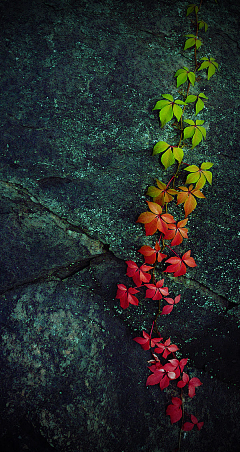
[0,0,240,451]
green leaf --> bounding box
[185,172,200,184]
[184,37,196,50]
[175,67,195,87]
[183,120,206,148]
[197,125,207,139]
[173,146,184,163]
[184,119,195,125]
[186,4,198,16]
[147,186,162,197]
[201,162,213,170]
[174,99,187,105]
[192,127,203,148]
[153,141,169,155]
[195,93,208,115]
[198,57,219,79]
[195,97,204,115]
[161,148,175,169]
[185,165,199,172]
[184,162,213,187]
[188,72,196,85]
[185,95,197,103]
[195,38,202,50]
[198,20,208,32]
[153,100,169,110]
[160,104,173,127]
[162,94,174,101]
[183,126,194,140]
[173,104,183,122]
[176,72,188,87]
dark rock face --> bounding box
[0,0,240,451]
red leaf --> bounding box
[126,260,153,287]
[145,279,169,300]
[164,250,196,277]
[116,284,139,309]
[155,337,179,358]
[188,377,202,398]
[182,421,194,431]
[138,242,167,264]
[161,294,181,315]
[182,415,204,431]
[166,397,182,423]
[136,201,175,236]
[133,331,162,351]
[161,305,173,315]
[146,369,164,386]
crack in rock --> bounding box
[169,275,229,310]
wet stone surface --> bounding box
[0,0,240,451]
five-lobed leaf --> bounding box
[116,284,139,309]
[198,57,219,80]
[175,67,196,87]
[183,119,207,148]
[185,92,208,115]
[153,94,187,127]
[164,250,197,277]
[184,34,202,51]
[198,19,208,32]
[184,162,213,188]
[164,218,188,246]
[153,141,184,169]
[138,241,167,264]
[177,184,205,217]
[147,179,178,206]
[186,4,198,16]
[136,201,175,235]
[126,260,153,287]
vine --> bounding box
[116,2,218,451]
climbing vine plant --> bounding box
[116,1,218,451]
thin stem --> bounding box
[165,244,181,259]
[177,390,184,452]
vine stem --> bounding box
[165,244,181,259]
[177,390,185,452]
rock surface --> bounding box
[0,0,240,451]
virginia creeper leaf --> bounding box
[183,119,206,148]
[164,250,197,277]
[186,4,198,16]
[154,337,179,358]
[164,218,188,246]
[116,284,139,309]
[153,95,186,127]
[126,260,153,287]
[133,331,162,351]
[177,372,202,397]
[177,184,205,217]
[136,201,175,236]
[198,57,219,80]
[147,179,178,206]
[153,141,184,169]
[145,279,169,300]
[184,34,202,51]
[166,397,182,424]
[198,19,208,32]
[184,162,213,187]
[161,294,181,315]
[138,241,167,264]
[175,67,196,87]
[185,92,208,115]
[183,415,204,431]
